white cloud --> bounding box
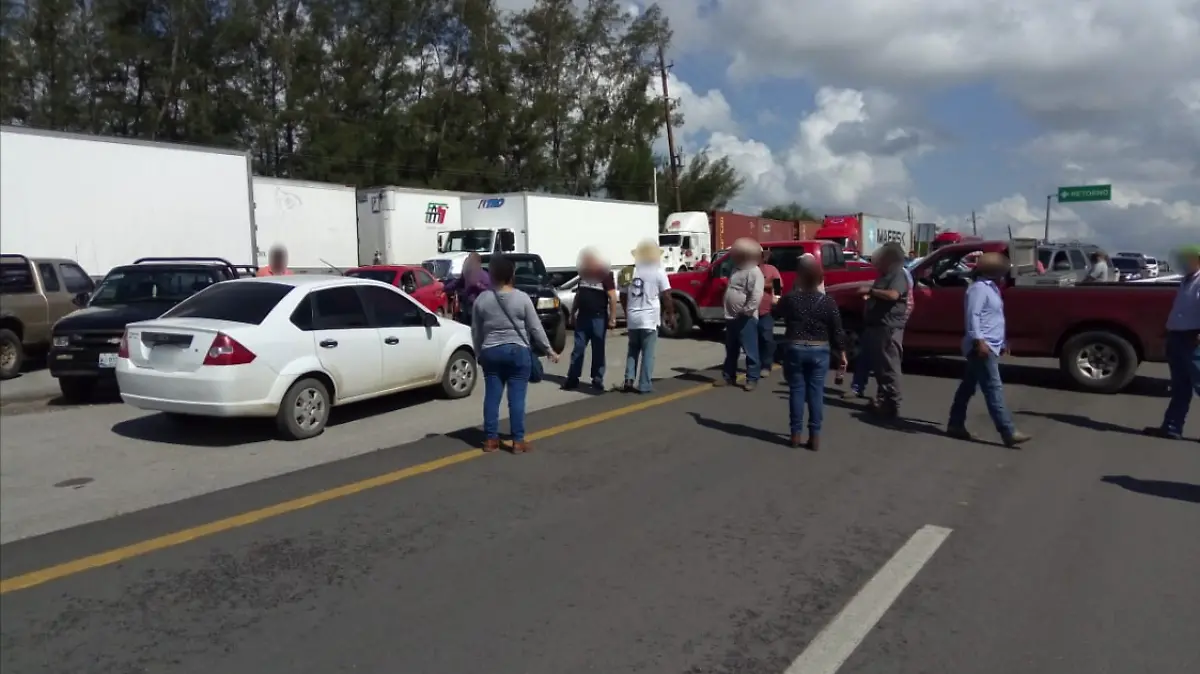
[651,0,1199,254]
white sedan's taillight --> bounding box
[202,333,256,366]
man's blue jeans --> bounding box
[566,315,607,386]
[480,344,531,441]
[948,350,1016,438]
[784,343,830,436]
[758,314,776,372]
[1160,331,1200,435]
[723,315,760,383]
[624,328,658,392]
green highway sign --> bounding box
[1057,184,1111,203]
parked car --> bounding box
[116,276,477,440]
[1037,241,1103,281]
[478,253,567,353]
[827,239,1177,393]
[1115,252,1159,278]
[47,257,242,402]
[0,254,95,379]
[662,240,879,338]
[1110,256,1149,282]
[346,264,449,315]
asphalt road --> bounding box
[1,357,1198,674]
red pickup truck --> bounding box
[662,240,878,338]
[826,240,1177,393]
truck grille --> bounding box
[64,331,123,349]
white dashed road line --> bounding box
[785,524,953,674]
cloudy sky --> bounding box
[504,0,1200,255]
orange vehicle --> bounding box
[826,239,1177,393]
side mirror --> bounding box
[72,291,90,307]
[498,230,516,252]
[422,311,439,327]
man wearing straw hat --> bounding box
[621,239,675,393]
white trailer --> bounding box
[0,126,257,277]
[862,214,912,253]
[356,186,470,265]
[442,193,659,272]
[252,177,357,272]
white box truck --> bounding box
[439,193,659,273]
[0,126,257,277]
[253,177,357,272]
[356,186,470,265]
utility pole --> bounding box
[657,43,682,213]
[1043,194,1053,242]
[971,210,977,236]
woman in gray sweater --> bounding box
[471,255,560,453]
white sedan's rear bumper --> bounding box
[116,359,282,417]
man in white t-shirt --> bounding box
[622,239,675,393]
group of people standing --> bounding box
[715,238,1034,449]
[450,240,674,453]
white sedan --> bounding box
[116,275,477,440]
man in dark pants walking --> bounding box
[564,248,618,391]
[858,243,909,419]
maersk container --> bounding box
[0,126,257,276]
[252,177,357,271]
[356,186,470,265]
[445,193,659,272]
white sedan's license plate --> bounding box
[98,353,118,368]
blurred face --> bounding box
[269,250,287,269]
[1179,252,1200,275]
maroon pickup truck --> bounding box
[826,240,1177,393]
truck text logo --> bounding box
[875,229,906,244]
[425,202,449,224]
[477,198,505,209]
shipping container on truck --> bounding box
[356,186,471,265]
[816,213,911,257]
[0,126,257,277]
[252,177,358,272]
[441,193,659,273]
[659,211,801,272]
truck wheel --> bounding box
[550,317,567,354]
[276,377,331,440]
[1060,331,1137,394]
[0,329,23,380]
[661,298,693,338]
[440,348,477,399]
[58,377,96,403]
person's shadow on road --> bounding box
[686,411,791,447]
[1016,410,1144,436]
[1101,475,1200,504]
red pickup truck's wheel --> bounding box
[1060,331,1138,394]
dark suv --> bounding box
[49,257,240,401]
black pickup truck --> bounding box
[478,253,567,354]
[48,257,241,401]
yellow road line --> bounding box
[0,383,711,595]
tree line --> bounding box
[1,0,814,223]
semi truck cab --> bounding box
[659,212,712,272]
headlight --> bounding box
[52,335,69,348]
[536,297,559,310]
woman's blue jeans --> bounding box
[480,344,531,441]
[784,343,830,436]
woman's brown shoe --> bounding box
[790,434,805,448]
[807,435,821,451]
[482,439,500,453]
[512,441,532,454]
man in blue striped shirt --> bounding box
[946,252,1031,447]
[1143,245,1200,439]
